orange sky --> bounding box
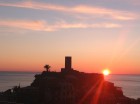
[0,0,140,74]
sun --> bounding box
[102,69,110,76]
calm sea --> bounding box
[0,72,140,99]
[105,74,140,99]
[0,71,37,92]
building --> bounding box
[61,56,73,73]
[1,56,138,104]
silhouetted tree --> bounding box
[44,64,51,72]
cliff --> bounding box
[0,56,140,104]
[0,69,139,104]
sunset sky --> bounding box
[0,0,140,74]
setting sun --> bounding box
[102,69,110,76]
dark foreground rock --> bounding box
[0,70,140,104]
[0,57,140,104]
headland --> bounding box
[0,56,140,104]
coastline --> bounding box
[0,71,140,104]
[0,71,140,99]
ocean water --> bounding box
[0,71,37,92]
[105,74,140,99]
[0,72,140,99]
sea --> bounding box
[0,72,140,99]
[0,71,37,92]
[105,74,140,99]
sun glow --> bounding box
[102,69,110,76]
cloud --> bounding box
[0,20,121,32]
[55,21,121,29]
[0,20,54,31]
[71,5,136,20]
[0,1,137,20]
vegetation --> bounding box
[44,64,51,72]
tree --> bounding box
[44,64,51,72]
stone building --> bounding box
[0,56,139,104]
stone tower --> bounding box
[65,56,72,70]
[61,56,73,72]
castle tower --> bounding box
[61,56,73,72]
[65,56,72,70]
